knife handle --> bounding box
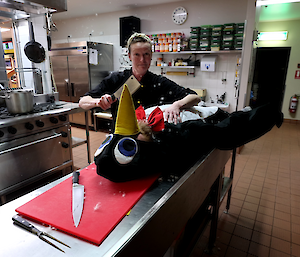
[110,94,116,101]
[73,171,80,184]
[12,214,40,235]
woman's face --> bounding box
[128,42,152,77]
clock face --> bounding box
[172,7,188,25]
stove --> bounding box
[0,102,64,119]
[0,102,73,204]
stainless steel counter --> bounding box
[0,149,231,257]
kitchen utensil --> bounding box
[24,21,46,63]
[112,75,141,100]
[0,89,34,114]
[72,171,85,227]
[12,214,71,253]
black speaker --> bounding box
[119,16,141,47]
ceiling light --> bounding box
[258,31,288,40]
[257,0,300,6]
[1,28,10,32]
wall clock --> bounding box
[172,7,188,25]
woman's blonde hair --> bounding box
[127,33,152,53]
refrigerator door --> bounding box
[51,56,71,102]
[88,43,113,90]
[68,55,90,103]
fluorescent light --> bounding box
[258,31,288,40]
[257,0,300,6]
[1,28,10,32]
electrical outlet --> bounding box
[67,35,72,38]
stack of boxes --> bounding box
[222,23,235,50]
[189,22,245,51]
[190,27,200,51]
[211,25,223,51]
[199,25,212,51]
[234,23,245,50]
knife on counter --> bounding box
[111,75,141,100]
[72,171,85,227]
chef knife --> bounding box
[112,75,141,100]
[72,171,85,227]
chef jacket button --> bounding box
[141,85,144,88]
[137,100,141,104]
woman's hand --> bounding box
[163,103,181,124]
[97,94,116,110]
[79,94,117,110]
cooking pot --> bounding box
[24,21,46,63]
[0,90,34,114]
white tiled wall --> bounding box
[149,52,240,113]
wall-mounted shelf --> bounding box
[152,50,242,55]
[152,65,197,76]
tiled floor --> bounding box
[71,121,300,257]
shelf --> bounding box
[153,50,242,55]
[153,65,196,69]
[72,136,88,148]
[220,177,233,204]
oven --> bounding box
[0,103,73,204]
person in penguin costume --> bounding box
[94,85,283,182]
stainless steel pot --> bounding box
[0,90,34,114]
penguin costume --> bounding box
[94,85,283,182]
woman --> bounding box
[79,33,200,124]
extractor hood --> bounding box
[0,0,67,22]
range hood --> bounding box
[0,0,67,22]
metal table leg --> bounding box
[85,111,91,164]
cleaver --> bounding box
[112,75,141,100]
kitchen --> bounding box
[0,0,300,256]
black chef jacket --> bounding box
[85,69,197,110]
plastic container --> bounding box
[200,29,212,36]
[234,39,243,46]
[224,23,236,30]
[234,45,243,50]
[223,29,235,35]
[236,23,245,29]
[234,34,244,40]
[212,24,224,31]
[200,35,211,41]
[211,40,221,46]
[223,35,234,41]
[157,57,163,66]
[222,45,234,50]
[212,30,222,36]
[211,36,222,41]
[190,34,200,40]
[201,25,211,30]
[211,46,220,51]
[191,27,200,33]
[190,41,199,49]
[199,46,211,51]
[223,40,234,46]
[200,40,210,47]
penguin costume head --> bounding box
[94,85,164,182]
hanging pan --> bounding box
[24,21,46,63]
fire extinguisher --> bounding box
[289,95,299,113]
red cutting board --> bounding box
[16,163,160,245]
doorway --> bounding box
[250,47,291,110]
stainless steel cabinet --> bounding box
[50,41,113,126]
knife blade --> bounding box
[72,171,85,227]
[112,75,141,100]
